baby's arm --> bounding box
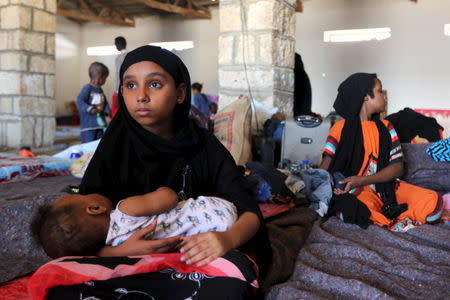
[119,187,178,217]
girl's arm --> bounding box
[179,211,260,267]
[335,162,404,194]
[119,187,178,217]
[319,155,332,170]
[98,221,182,256]
[177,133,262,267]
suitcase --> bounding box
[280,116,331,167]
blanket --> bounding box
[261,207,318,293]
[0,176,80,283]
[267,217,450,300]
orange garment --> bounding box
[326,120,440,226]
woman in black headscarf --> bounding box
[74,45,270,298]
[320,73,441,229]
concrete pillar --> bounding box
[0,0,56,148]
[218,0,296,124]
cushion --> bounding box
[214,95,252,166]
[401,143,450,193]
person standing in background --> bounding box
[111,36,127,118]
[191,82,211,117]
[293,53,312,118]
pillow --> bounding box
[214,95,252,166]
[401,143,450,193]
[70,152,95,178]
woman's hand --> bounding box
[179,231,234,267]
[98,221,182,257]
[334,175,366,194]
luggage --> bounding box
[280,115,331,167]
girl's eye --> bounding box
[150,82,161,88]
[125,82,136,89]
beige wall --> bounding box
[296,0,450,115]
[55,16,81,116]
[54,7,219,117]
[56,1,450,117]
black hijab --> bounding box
[79,45,203,203]
[329,73,407,221]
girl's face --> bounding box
[121,61,185,136]
[368,78,387,113]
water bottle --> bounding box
[96,113,106,127]
[70,149,83,159]
[302,159,311,170]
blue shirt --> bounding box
[192,93,211,117]
[76,84,110,131]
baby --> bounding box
[37,187,237,258]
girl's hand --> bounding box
[179,231,234,267]
[334,175,366,194]
[99,222,182,257]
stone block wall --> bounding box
[0,0,56,148]
[218,0,296,121]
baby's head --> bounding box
[37,194,112,258]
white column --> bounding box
[0,0,56,148]
[218,0,296,126]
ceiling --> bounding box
[57,0,219,27]
[56,0,418,27]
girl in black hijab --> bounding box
[77,46,270,294]
[320,73,441,229]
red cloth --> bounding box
[0,276,30,300]
[111,92,118,118]
[28,253,257,300]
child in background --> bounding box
[191,82,211,117]
[37,188,237,258]
[76,62,110,143]
[320,73,442,230]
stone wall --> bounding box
[218,0,296,121]
[0,0,56,148]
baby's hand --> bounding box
[179,231,234,267]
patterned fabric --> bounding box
[0,153,71,184]
[426,138,450,162]
[106,196,237,246]
[28,251,257,300]
[387,217,422,232]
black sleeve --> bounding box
[203,132,261,217]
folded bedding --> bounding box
[267,217,450,300]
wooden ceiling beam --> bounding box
[195,0,219,6]
[135,0,211,19]
[78,0,94,14]
[296,0,303,12]
[88,0,131,21]
[57,8,135,26]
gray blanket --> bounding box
[266,218,450,300]
[0,176,80,283]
